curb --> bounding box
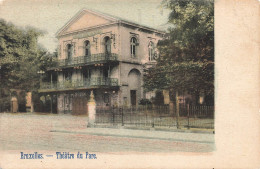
[50,129,215,144]
[90,125,214,134]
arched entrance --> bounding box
[128,69,141,106]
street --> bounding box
[0,113,214,152]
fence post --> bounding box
[121,107,124,126]
[112,105,115,125]
[145,112,147,126]
[187,104,190,129]
[152,113,154,128]
[145,105,148,126]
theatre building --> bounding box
[39,9,164,114]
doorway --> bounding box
[72,97,88,115]
[63,95,71,113]
[130,90,137,106]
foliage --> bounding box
[139,99,152,105]
[0,19,56,91]
[144,0,214,97]
[151,91,165,105]
[0,19,55,111]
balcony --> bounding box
[51,53,118,69]
[39,77,119,92]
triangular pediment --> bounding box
[57,9,118,36]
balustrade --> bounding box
[53,53,118,68]
[40,77,118,91]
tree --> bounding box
[0,19,55,112]
[143,0,214,126]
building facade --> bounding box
[39,9,164,114]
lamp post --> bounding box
[37,70,45,88]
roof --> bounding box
[56,8,165,37]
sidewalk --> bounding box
[1,112,214,144]
[51,126,215,144]
[24,112,215,144]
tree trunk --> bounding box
[176,91,180,129]
[169,89,175,115]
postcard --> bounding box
[0,0,259,168]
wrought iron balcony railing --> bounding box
[53,53,118,68]
[40,77,118,91]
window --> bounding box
[103,93,110,104]
[67,44,72,60]
[85,40,91,56]
[83,69,90,80]
[103,67,109,78]
[130,37,137,57]
[148,41,154,61]
[64,71,72,81]
[104,36,111,54]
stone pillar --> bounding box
[169,101,175,115]
[31,101,34,113]
[87,90,96,127]
[11,97,18,113]
[50,95,53,114]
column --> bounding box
[87,90,96,127]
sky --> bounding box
[0,0,170,52]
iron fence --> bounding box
[95,105,214,129]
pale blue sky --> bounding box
[0,0,170,52]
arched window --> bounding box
[148,41,154,61]
[104,36,111,54]
[84,40,91,56]
[67,44,72,60]
[130,37,137,57]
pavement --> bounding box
[0,112,215,152]
[2,112,215,145]
[51,123,215,144]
